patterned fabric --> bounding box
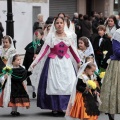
[100,60,120,114]
[48,41,70,59]
[70,92,98,120]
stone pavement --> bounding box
[0,55,120,120]
[0,87,120,120]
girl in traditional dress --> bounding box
[85,56,102,91]
[29,17,80,116]
[0,35,16,64]
[0,54,31,116]
[58,13,77,47]
[23,29,44,98]
[99,29,120,120]
[65,62,100,120]
[0,36,16,107]
[77,36,97,67]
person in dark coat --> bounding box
[74,14,83,43]
[98,12,105,25]
[45,16,54,29]
[23,29,44,98]
[0,22,4,45]
[81,15,92,39]
[72,13,82,41]
[33,14,45,33]
[93,25,113,69]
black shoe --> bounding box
[11,111,16,116]
[52,111,59,117]
[108,113,114,120]
[32,92,36,98]
[11,111,20,116]
[15,112,20,116]
[58,111,65,116]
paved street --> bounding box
[0,87,120,120]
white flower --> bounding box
[103,51,108,55]
[103,51,108,58]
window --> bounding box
[32,6,41,25]
[114,0,119,14]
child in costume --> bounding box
[0,35,16,64]
[0,54,31,116]
[77,36,97,67]
[66,62,100,120]
[0,36,16,106]
[93,25,113,69]
[85,56,102,89]
[23,29,44,98]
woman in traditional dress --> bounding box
[29,17,80,116]
[99,28,120,120]
[105,15,119,40]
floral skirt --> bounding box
[100,60,120,114]
[70,92,98,120]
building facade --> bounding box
[0,0,116,54]
[0,0,49,54]
[49,0,115,18]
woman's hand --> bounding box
[33,54,37,60]
[32,63,37,68]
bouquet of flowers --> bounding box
[86,80,97,90]
[99,72,105,79]
[1,56,8,64]
[2,66,13,75]
[1,56,8,61]
[0,66,12,92]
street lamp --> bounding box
[6,0,16,48]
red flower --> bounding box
[35,31,38,36]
